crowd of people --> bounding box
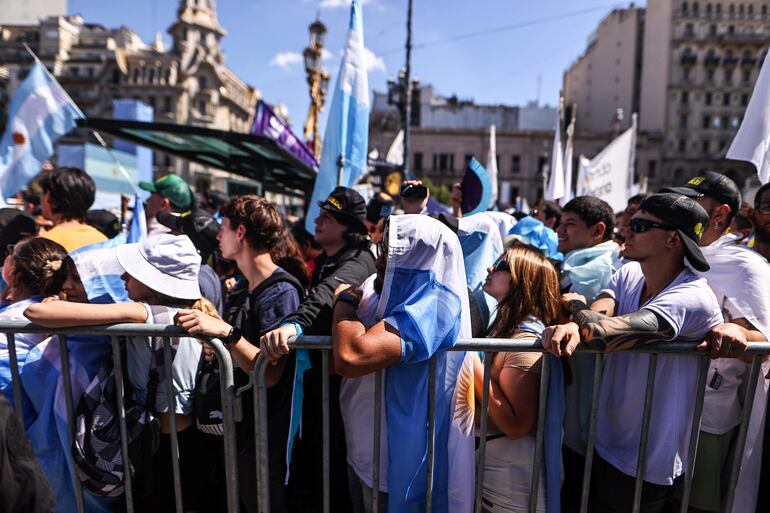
[0,164,769,513]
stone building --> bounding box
[0,0,260,192]
[369,84,558,207]
[563,0,768,191]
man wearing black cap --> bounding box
[156,209,223,315]
[663,172,770,513]
[543,193,723,513]
[261,186,375,513]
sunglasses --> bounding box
[629,218,675,233]
[755,202,770,215]
[492,258,510,273]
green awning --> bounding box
[77,118,316,196]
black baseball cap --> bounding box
[0,209,38,260]
[317,186,367,235]
[639,193,710,272]
[365,193,395,224]
[156,209,220,259]
[662,171,741,215]
[85,209,121,239]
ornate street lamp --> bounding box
[303,17,329,161]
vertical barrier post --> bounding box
[111,336,135,513]
[474,353,493,513]
[254,356,271,513]
[372,370,383,513]
[528,354,550,513]
[6,333,25,422]
[425,356,437,513]
[579,353,604,513]
[162,337,184,513]
[723,355,763,512]
[678,355,710,513]
[632,354,658,513]
[58,334,86,513]
[322,350,331,513]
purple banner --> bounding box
[251,101,317,169]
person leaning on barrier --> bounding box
[554,196,618,512]
[663,172,770,513]
[328,214,474,513]
[37,167,107,253]
[476,245,561,513]
[542,193,723,513]
[25,234,215,513]
[175,195,303,513]
[261,186,376,513]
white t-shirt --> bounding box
[339,275,389,492]
[595,262,722,485]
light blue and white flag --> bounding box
[69,235,130,304]
[458,213,504,328]
[0,61,83,202]
[509,216,563,261]
[376,215,475,513]
[127,194,147,243]
[305,0,370,234]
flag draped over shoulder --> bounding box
[376,215,474,513]
[69,235,130,304]
[0,61,83,202]
[458,213,504,328]
[727,52,770,184]
[306,0,370,234]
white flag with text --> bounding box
[576,125,635,211]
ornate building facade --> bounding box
[0,0,260,192]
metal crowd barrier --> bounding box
[0,321,240,513]
[251,336,770,513]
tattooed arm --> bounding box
[542,299,674,357]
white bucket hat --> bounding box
[116,234,201,300]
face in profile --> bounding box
[483,257,512,302]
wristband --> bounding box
[335,291,360,308]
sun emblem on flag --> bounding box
[12,132,26,145]
[452,353,476,435]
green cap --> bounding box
[139,174,193,210]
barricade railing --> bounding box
[0,321,240,513]
[252,337,770,513]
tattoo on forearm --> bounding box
[572,308,675,352]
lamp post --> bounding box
[303,18,330,161]
[386,68,419,175]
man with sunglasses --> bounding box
[748,181,770,262]
[543,193,723,513]
[663,172,770,513]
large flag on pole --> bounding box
[562,118,576,203]
[576,120,637,211]
[305,0,370,234]
[727,52,770,184]
[486,125,498,208]
[545,110,565,202]
[0,61,83,203]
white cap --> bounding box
[116,234,201,300]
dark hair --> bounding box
[344,231,372,250]
[542,201,562,223]
[628,193,652,207]
[755,182,770,207]
[220,195,283,252]
[271,232,310,291]
[291,219,321,250]
[39,167,96,221]
[8,238,67,296]
[562,196,615,242]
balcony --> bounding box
[680,54,698,66]
[704,55,721,67]
[723,55,739,67]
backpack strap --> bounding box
[250,270,306,302]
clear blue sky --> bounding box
[68,0,635,130]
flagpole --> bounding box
[402,0,414,180]
[22,43,140,196]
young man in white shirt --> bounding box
[543,193,723,513]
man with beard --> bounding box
[749,181,770,261]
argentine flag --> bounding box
[0,61,83,202]
[305,0,370,234]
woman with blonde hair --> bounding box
[25,234,216,513]
[475,244,562,513]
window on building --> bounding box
[763,4,768,16]
[742,70,751,83]
[683,68,691,81]
[164,96,173,113]
[703,114,712,128]
[164,155,172,167]
[716,3,722,14]
[692,2,699,15]
[705,92,713,105]
[414,152,423,172]
[648,160,657,178]
[198,100,207,114]
[538,156,548,175]
[702,139,710,153]
[729,3,735,16]
[748,4,754,15]
[511,186,520,199]
[723,93,731,106]
[724,69,733,83]
[199,76,207,90]
[70,68,79,78]
[728,24,735,34]
[709,24,717,35]
[679,139,687,152]
[742,93,749,106]
[684,23,695,36]
[721,115,729,128]
[464,154,473,169]
[738,4,744,16]
[435,153,453,172]
[706,3,712,15]
[706,69,715,82]
[730,115,740,129]
[148,68,155,83]
[679,114,689,129]
[682,1,688,13]
[511,155,521,174]
[720,139,728,151]
[681,91,690,104]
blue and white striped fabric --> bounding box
[69,235,130,304]
[377,215,474,513]
[0,296,45,412]
[305,0,370,235]
[0,61,83,202]
[509,216,563,261]
[458,213,504,329]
